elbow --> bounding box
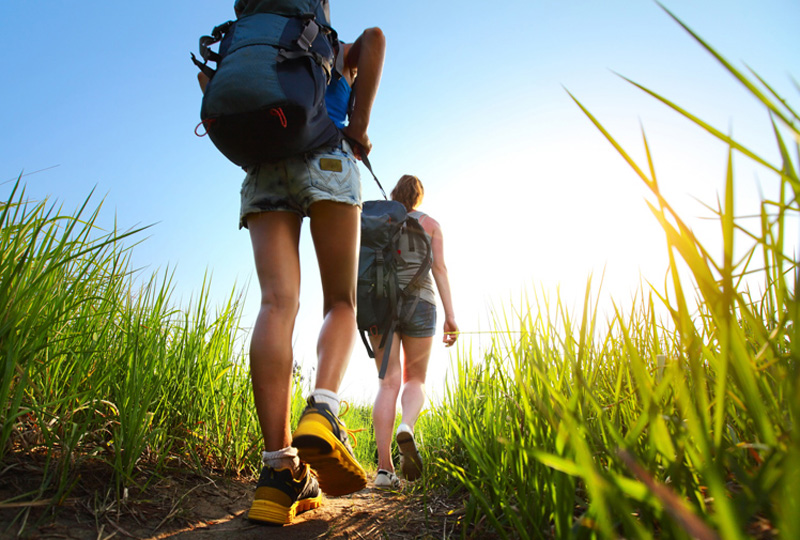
[362,27,386,49]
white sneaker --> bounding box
[374,469,400,489]
[395,423,423,481]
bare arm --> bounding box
[427,218,458,347]
[198,72,210,94]
[341,27,385,157]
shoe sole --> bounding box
[292,414,367,497]
[396,431,423,481]
[248,494,323,525]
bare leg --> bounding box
[399,336,434,430]
[369,333,402,473]
[307,201,361,392]
[291,201,367,496]
[247,211,302,452]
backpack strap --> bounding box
[401,219,433,296]
[361,321,395,380]
[375,250,384,298]
[191,53,217,80]
[191,20,234,79]
[395,218,432,328]
[342,134,388,199]
[275,18,336,82]
[376,320,397,379]
[359,330,375,359]
[333,40,346,81]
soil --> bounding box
[0,459,467,540]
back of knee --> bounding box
[322,297,356,317]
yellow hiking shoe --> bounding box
[291,398,367,496]
[247,463,323,525]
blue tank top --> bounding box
[325,76,351,129]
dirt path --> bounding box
[1,470,463,539]
[154,489,415,540]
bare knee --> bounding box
[403,365,428,385]
[259,289,299,319]
[378,369,402,393]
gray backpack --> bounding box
[357,200,432,378]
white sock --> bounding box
[262,447,300,473]
[397,422,414,436]
[310,388,339,416]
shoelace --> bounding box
[337,400,366,448]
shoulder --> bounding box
[414,212,441,237]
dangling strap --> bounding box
[360,319,395,379]
[191,20,234,79]
[191,53,216,80]
[377,320,397,379]
[359,330,375,359]
[342,135,387,200]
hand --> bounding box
[341,124,372,160]
[443,318,459,347]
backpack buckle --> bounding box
[295,19,320,51]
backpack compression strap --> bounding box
[276,18,335,82]
[191,16,337,82]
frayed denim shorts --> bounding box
[239,140,362,228]
[398,299,437,338]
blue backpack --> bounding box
[357,200,433,379]
[192,0,341,166]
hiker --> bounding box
[196,0,385,526]
[369,175,459,489]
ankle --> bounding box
[310,388,340,416]
[396,422,414,436]
[262,447,300,475]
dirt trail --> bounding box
[155,489,407,540]
[1,470,462,540]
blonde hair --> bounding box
[390,175,424,212]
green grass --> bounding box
[2,5,798,539]
[0,180,379,529]
[413,5,799,539]
[0,182,261,500]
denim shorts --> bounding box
[398,299,437,338]
[239,140,362,228]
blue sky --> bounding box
[2,1,798,403]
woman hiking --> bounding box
[369,175,459,489]
[198,0,386,526]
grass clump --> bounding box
[0,182,260,506]
[0,179,380,529]
[419,7,799,539]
